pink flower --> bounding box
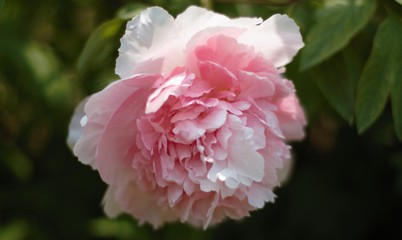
[68,6,306,229]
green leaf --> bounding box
[116,3,146,20]
[356,15,402,134]
[311,50,361,124]
[300,0,376,70]
[286,1,315,35]
[392,73,402,140]
[389,17,402,140]
[76,18,123,79]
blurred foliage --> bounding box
[1,0,402,239]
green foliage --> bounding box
[356,15,402,135]
[310,51,359,124]
[300,0,376,70]
[76,18,124,81]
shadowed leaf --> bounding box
[300,0,376,70]
[356,15,402,134]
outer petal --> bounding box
[176,6,262,33]
[276,94,307,141]
[116,7,175,78]
[96,88,149,185]
[67,98,87,150]
[73,75,158,168]
[116,6,263,78]
[105,183,178,228]
[238,14,304,67]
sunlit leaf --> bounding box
[396,0,402,5]
[356,15,402,134]
[76,18,124,79]
[300,0,376,70]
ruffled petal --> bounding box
[238,14,304,67]
[227,115,264,183]
[73,75,156,167]
[116,7,175,78]
[276,94,307,141]
[175,6,261,39]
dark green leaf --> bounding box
[311,51,359,124]
[356,15,402,134]
[391,73,402,140]
[76,18,123,79]
[286,1,315,35]
[300,0,376,70]
[389,15,402,140]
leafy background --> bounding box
[1,0,402,239]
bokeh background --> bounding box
[1,0,402,239]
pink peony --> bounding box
[68,6,306,229]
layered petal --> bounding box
[238,14,304,67]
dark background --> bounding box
[1,0,402,239]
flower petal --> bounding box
[227,115,264,182]
[146,69,195,114]
[116,7,175,78]
[276,94,307,140]
[238,14,304,67]
[73,75,157,167]
[67,98,87,150]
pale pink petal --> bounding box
[116,7,175,78]
[103,186,123,218]
[175,6,261,40]
[276,94,307,140]
[146,70,195,114]
[250,99,284,138]
[238,71,276,99]
[113,182,178,228]
[227,115,264,182]
[171,106,204,123]
[67,98,87,150]
[172,120,206,143]
[167,183,184,207]
[277,157,293,185]
[198,61,238,90]
[246,185,276,208]
[73,75,158,167]
[96,88,150,185]
[238,14,304,67]
[198,109,227,132]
